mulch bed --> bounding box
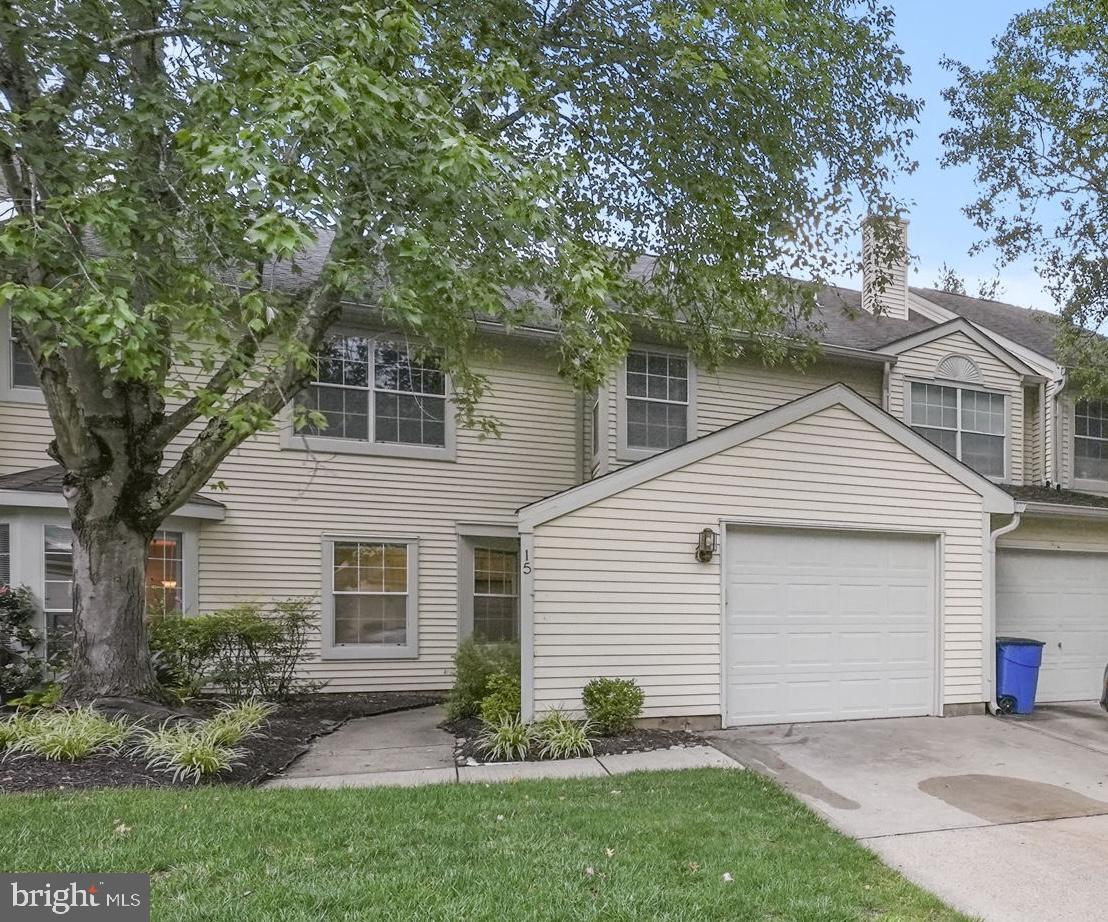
[442,716,704,765]
[0,692,441,794]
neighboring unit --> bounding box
[2,220,1106,726]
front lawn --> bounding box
[0,768,966,922]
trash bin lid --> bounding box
[996,636,1046,646]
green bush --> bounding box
[7,683,62,711]
[476,715,533,761]
[0,585,47,702]
[479,671,521,724]
[148,600,322,700]
[446,639,520,718]
[534,710,594,759]
[582,677,645,735]
[5,707,131,761]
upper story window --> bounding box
[291,336,452,458]
[624,349,689,454]
[10,327,36,389]
[909,382,1006,478]
[1074,398,1108,482]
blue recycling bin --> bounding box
[995,637,1045,714]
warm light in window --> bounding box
[161,580,177,589]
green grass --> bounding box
[0,768,967,922]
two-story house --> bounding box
[1,221,1105,728]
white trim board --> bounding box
[0,489,226,521]
[517,383,1017,529]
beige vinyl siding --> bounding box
[531,403,988,718]
[601,355,882,473]
[999,516,1108,552]
[888,330,1024,483]
[0,336,579,692]
[1024,386,1043,485]
[198,338,578,691]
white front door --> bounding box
[997,548,1108,703]
[724,526,938,726]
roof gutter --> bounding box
[1018,500,1108,521]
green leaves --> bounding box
[942,1,1108,392]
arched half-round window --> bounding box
[935,353,983,385]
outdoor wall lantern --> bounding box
[695,528,717,563]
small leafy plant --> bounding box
[0,585,47,702]
[447,640,521,718]
[136,722,242,784]
[534,710,594,759]
[582,677,645,736]
[479,670,521,724]
[5,707,130,761]
[7,683,62,711]
[477,715,533,762]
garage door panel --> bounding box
[725,527,937,726]
[998,549,1108,703]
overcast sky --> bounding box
[835,0,1048,310]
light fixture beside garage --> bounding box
[695,528,717,563]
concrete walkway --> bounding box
[708,704,1108,922]
[264,705,738,789]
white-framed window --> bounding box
[1074,398,1108,483]
[909,381,1006,478]
[0,522,10,587]
[145,530,184,615]
[321,536,418,659]
[0,309,44,404]
[472,545,520,643]
[290,335,452,459]
[617,347,695,460]
[40,525,194,652]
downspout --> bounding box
[985,507,1025,714]
[881,360,891,412]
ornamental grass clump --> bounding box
[5,707,130,761]
[205,698,276,747]
[136,722,243,784]
[477,715,533,762]
[534,711,594,759]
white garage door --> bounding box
[724,527,937,726]
[997,548,1108,703]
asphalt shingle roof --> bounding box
[0,465,225,508]
[1003,484,1108,510]
[909,287,1062,360]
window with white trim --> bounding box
[9,318,37,389]
[909,382,1006,478]
[625,350,689,451]
[0,523,9,587]
[295,336,447,448]
[472,546,519,643]
[325,537,418,656]
[1075,398,1108,482]
[145,530,184,614]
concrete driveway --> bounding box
[708,703,1108,922]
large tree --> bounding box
[0,0,917,702]
[942,1,1108,388]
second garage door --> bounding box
[725,526,938,726]
[997,548,1108,703]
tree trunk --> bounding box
[63,517,164,702]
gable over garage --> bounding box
[518,385,1015,727]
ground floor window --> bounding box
[323,536,418,658]
[0,522,9,587]
[472,546,520,643]
[40,526,189,650]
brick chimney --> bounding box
[861,215,910,320]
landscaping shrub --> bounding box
[479,671,521,724]
[6,683,61,711]
[148,600,322,700]
[136,722,244,784]
[476,715,533,761]
[446,639,520,718]
[0,585,47,702]
[5,707,130,761]
[534,710,594,759]
[582,677,645,735]
[205,699,276,747]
